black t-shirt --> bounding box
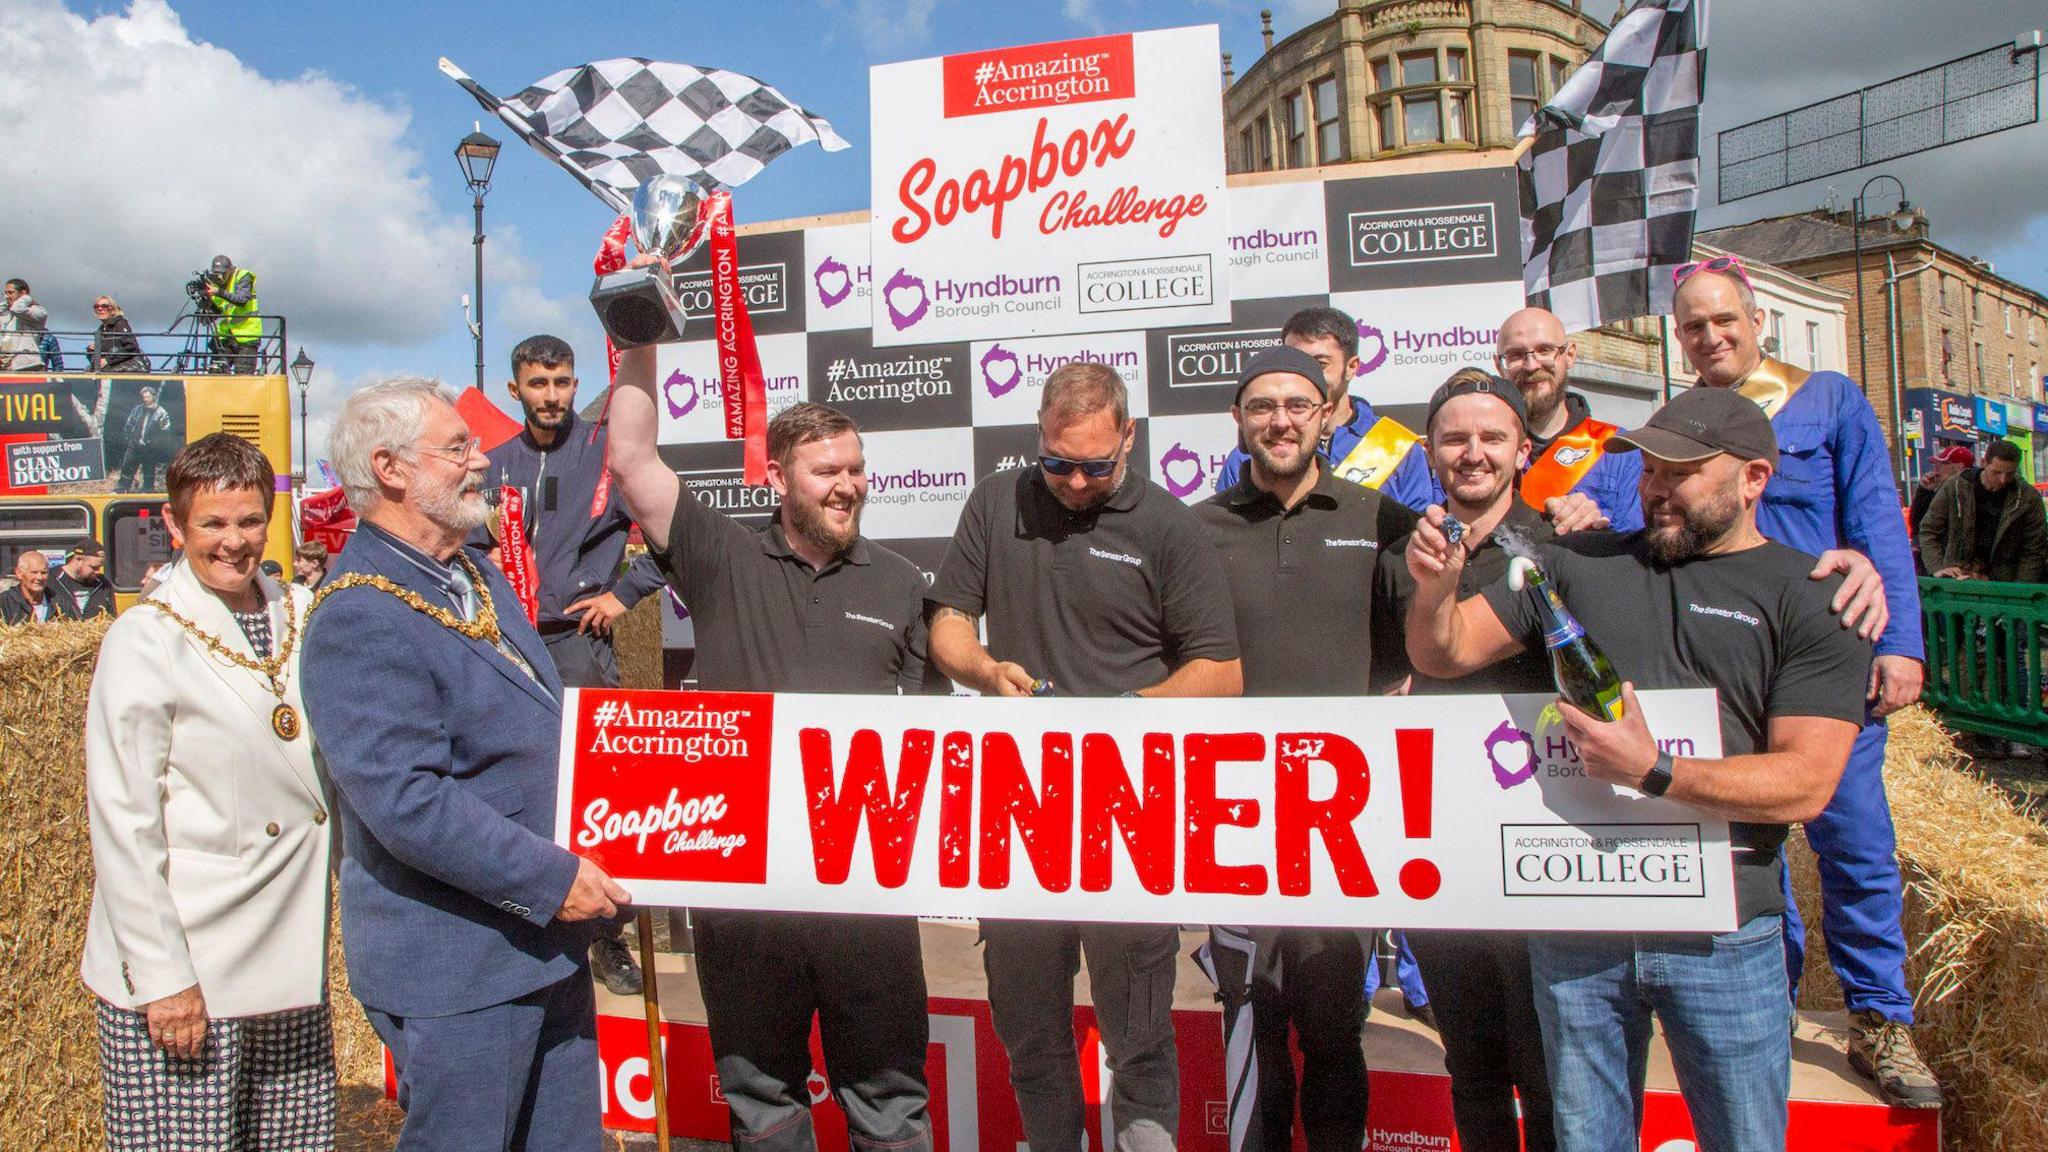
[1196,465,1417,696]
[927,467,1240,696]
[1480,532,1872,920]
[654,490,946,695]
[1375,500,1555,696]
[1974,478,2011,562]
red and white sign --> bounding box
[556,689,1737,932]
[868,25,1232,346]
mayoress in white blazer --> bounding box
[81,433,335,1152]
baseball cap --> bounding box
[67,536,104,559]
[1933,443,1975,467]
[211,254,233,275]
[1610,387,1779,466]
[1235,346,1329,404]
[1425,372,1528,434]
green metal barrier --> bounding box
[1919,577,2048,744]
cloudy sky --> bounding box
[3,0,2041,457]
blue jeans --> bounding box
[1529,914,1790,1152]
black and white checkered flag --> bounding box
[441,57,849,211]
[1516,0,1708,333]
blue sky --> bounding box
[11,1,2044,448]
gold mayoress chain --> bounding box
[308,550,504,645]
[147,595,305,742]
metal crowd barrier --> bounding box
[16,314,289,376]
[1919,576,2048,745]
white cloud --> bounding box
[822,0,939,56]
[0,0,576,353]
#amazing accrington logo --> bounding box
[887,33,1207,249]
[572,691,772,883]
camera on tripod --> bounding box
[183,271,221,311]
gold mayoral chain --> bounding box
[308,550,503,647]
[148,597,305,741]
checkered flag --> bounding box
[1516,0,1708,333]
[441,57,849,212]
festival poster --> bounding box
[867,26,1232,346]
[556,688,1737,932]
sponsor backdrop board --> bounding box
[653,162,1522,674]
[868,27,1232,345]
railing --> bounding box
[1919,577,2048,744]
[7,314,290,377]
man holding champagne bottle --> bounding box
[1403,386,1872,1152]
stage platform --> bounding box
[572,921,1937,1151]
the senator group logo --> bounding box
[882,267,1063,332]
[1347,203,1498,269]
[940,33,1136,118]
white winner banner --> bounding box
[556,687,1737,932]
[867,25,1232,347]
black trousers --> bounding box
[1406,930,1555,1152]
[694,910,933,1152]
[1209,927,1366,1152]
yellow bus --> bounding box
[1,370,294,613]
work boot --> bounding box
[1847,1010,1941,1109]
[592,933,644,997]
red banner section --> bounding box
[495,485,540,625]
[704,192,770,485]
[941,34,1135,119]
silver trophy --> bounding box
[589,173,708,347]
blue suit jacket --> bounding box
[303,529,589,1018]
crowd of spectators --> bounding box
[0,256,263,374]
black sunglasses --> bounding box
[1039,453,1120,478]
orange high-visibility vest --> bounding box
[1520,418,1619,512]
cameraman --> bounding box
[201,254,261,374]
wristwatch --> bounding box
[1640,750,1675,797]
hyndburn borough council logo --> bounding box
[663,370,700,418]
[1158,442,1204,499]
[980,344,1022,398]
[814,256,855,308]
[883,268,930,330]
[1354,321,1390,376]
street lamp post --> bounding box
[290,347,315,486]
[455,125,502,392]
[1849,174,1914,477]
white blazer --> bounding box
[80,562,333,1018]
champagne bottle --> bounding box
[1509,557,1625,721]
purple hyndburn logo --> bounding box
[1484,720,1537,789]
[869,467,970,494]
[883,268,930,330]
[980,344,1023,398]
[1227,227,1318,252]
[1158,442,1205,499]
[663,369,700,418]
[814,256,855,308]
[1354,322,1391,376]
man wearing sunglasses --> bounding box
[1672,256,1938,1110]
[926,361,1242,1152]
[1211,307,1440,512]
[1191,346,1418,1152]
[1494,307,1643,534]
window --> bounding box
[1445,49,1467,82]
[1404,96,1442,145]
[1312,76,1342,164]
[1400,51,1438,87]
[1972,290,1981,322]
[1376,101,1398,151]
[1941,329,1954,382]
[1975,342,1986,390]
[1509,51,1542,128]
[1446,91,1469,141]
[1938,275,1948,311]
[1253,113,1273,171]
[2005,303,2014,335]
[1284,91,1308,168]
[1548,55,1573,95]
[1372,57,1394,91]
[2032,364,2041,399]
[1806,321,1821,370]
[2010,354,2018,394]
[105,502,177,591]
[1239,127,1256,172]
[1769,311,1786,356]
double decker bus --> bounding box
[1,316,295,612]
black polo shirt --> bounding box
[1479,532,1872,921]
[927,467,1239,697]
[1195,464,1417,696]
[1374,500,1555,696]
[654,490,946,694]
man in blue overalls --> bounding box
[1213,306,1440,512]
[1671,256,1939,1109]
[1495,307,1644,534]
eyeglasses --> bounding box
[412,436,483,463]
[1673,254,1755,294]
[1039,453,1120,479]
[93,303,115,312]
[1498,343,1566,366]
[1240,396,1325,422]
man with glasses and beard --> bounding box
[304,377,630,1151]
[1493,308,1642,534]
[1404,386,1872,1152]
[927,361,1242,1152]
[1191,347,1415,1152]
[607,347,947,1152]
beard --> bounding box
[1644,482,1743,565]
[1519,369,1565,430]
[419,467,493,533]
[785,490,864,557]
[1246,427,1316,485]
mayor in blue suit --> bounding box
[303,377,633,1151]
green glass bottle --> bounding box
[1512,558,1625,721]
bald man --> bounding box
[1494,307,1643,533]
[1671,256,1936,1111]
[2,551,82,624]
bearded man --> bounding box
[1494,307,1644,533]
[607,348,948,1152]
[304,377,629,1151]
